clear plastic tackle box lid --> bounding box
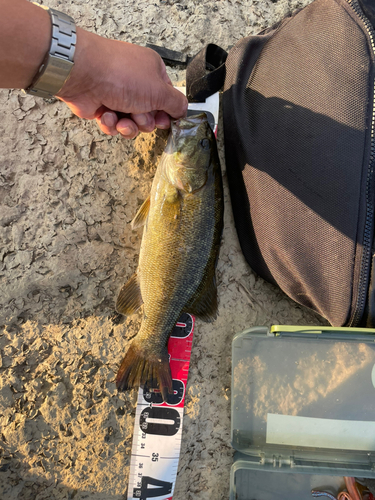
[230,325,375,499]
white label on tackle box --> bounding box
[266,413,375,451]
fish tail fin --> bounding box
[116,341,172,402]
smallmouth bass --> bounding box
[115,113,224,401]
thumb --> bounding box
[156,83,188,119]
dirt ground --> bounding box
[0,0,325,499]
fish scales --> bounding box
[138,167,218,345]
[115,113,223,401]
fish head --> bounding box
[164,113,215,193]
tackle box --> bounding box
[230,325,375,499]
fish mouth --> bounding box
[173,113,208,130]
[166,113,210,154]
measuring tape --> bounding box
[127,313,195,500]
[127,92,219,500]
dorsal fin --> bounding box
[131,196,150,230]
[184,275,218,322]
[116,272,143,316]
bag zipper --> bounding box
[346,0,375,326]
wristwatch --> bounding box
[25,5,76,99]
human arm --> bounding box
[0,0,188,138]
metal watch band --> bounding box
[26,7,76,99]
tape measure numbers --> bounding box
[127,313,195,500]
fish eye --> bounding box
[200,138,210,150]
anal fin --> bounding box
[131,196,150,230]
[185,275,218,322]
[116,272,143,316]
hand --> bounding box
[57,28,188,139]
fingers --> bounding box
[95,111,139,138]
[131,111,171,131]
[116,117,139,139]
[131,112,156,133]
[96,110,119,136]
[154,111,171,129]
[116,113,155,139]
[96,109,172,139]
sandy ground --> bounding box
[0,0,326,498]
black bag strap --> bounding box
[147,42,227,103]
[146,44,191,67]
[186,44,228,102]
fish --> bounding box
[115,113,224,401]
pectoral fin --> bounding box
[131,196,150,230]
[185,276,218,322]
[116,272,143,316]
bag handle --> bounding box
[147,42,228,102]
[186,44,228,102]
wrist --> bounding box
[0,0,51,89]
[56,27,104,101]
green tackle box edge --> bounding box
[232,325,375,349]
